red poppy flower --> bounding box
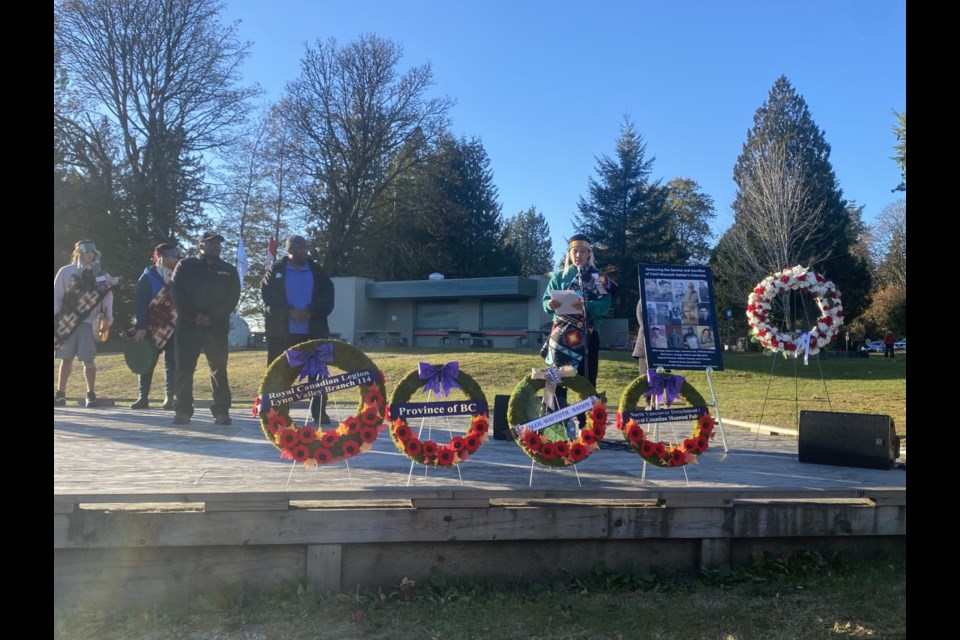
[640,441,656,457]
[291,445,310,462]
[626,423,644,443]
[295,425,315,444]
[437,449,455,466]
[569,443,587,462]
[364,387,383,407]
[579,429,597,444]
[471,415,489,434]
[360,406,381,426]
[697,436,709,451]
[464,435,481,452]
[359,427,378,443]
[593,423,606,439]
[279,428,300,449]
[653,442,667,459]
[393,422,413,442]
[405,439,422,456]
[522,431,542,452]
[422,440,438,459]
[266,412,289,434]
[669,448,685,466]
[616,413,624,429]
[780,275,789,283]
[312,447,332,464]
[457,449,471,462]
[341,440,360,457]
[683,437,700,452]
[449,436,465,451]
[553,441,570,458]
[341,416,362,434]
[321,430,339,447]
[539,443,556,460]
[822,316,833,326]
[251,396,261,417]
[590,404,607,425]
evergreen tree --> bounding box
[575,117,678,318]
[662,177,716,265]
[504,207,553,276]
[891,110,906,193]
[401,136,516,279]
[712,76,872,330]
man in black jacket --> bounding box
[170,231,241,425]
[261,235,335,425]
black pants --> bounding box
[555,330,600,427]
[267,333,329,423]
[174,325,231,417]
[884,344,895,358]
[138,337,176,398]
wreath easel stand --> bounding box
[746,266,843,448]
[404,414,465,487]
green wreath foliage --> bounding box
[507,373,608,468]
[387,367,489,466]
[255,339,386,464]
[616,374,715,467]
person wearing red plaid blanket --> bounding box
[129,242,180,410]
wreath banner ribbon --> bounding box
[286,343,333,381]
[795,332,812,365]
[531,365,576,410]
[515,396,597,434]
[644,370,685,406]
[418,361,462,398]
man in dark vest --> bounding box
[170,231,241,425]
[261,235,335,425]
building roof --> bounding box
[365,276,543,299]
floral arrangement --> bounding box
[616,374,714,467]
[387,364,490,466]
[746,265,843,357]
[507,372,608,467]
[253,339,387,466]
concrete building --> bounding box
[326,275,630,350]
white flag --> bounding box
[236,235,249,286]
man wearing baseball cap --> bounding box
[169,231,241,425]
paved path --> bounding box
[53,404,906,495]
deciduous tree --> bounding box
[282,33,454,275]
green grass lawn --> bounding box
[54,549,906,640]
[54,347,907,438]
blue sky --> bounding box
[220,0,906,262]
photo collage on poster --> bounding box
[638,264,724,371]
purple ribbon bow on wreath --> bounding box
[418,361,462,398]
[645,369,685,407]
[285,343,334,381]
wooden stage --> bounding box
[54,403,906,609]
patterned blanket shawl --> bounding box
[54,270,113,351]
[541,267,608,369]
[147,284,177,350]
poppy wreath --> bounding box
[746,265,843,356]
[616,374,715,467]
[387,366,490,466]
[253,339,387,466]
[507,373,608,468]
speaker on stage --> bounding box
[798,410,900,470]
[492,394,511,440]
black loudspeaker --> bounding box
[798,410,900,470]
[492,394,511,440]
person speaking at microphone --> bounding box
[541,234,611,432]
